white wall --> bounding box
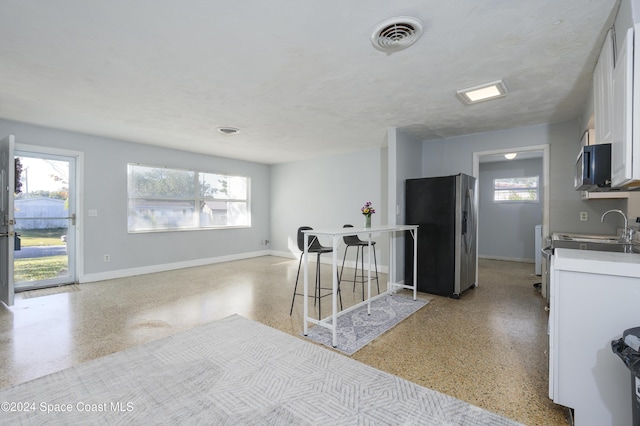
[0,118,271,282]
[479,158,543,262]
[389,129,422,225]
[270,147,388,269]
[387,128,422,282]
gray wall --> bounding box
[2,115,627,285]
[0,118,271,282]
[478,158,543,262]
[418,120,624,237]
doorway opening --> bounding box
[14,150,77,291]
[472,145,550,297]
[473,145,549,237]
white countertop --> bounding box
[554,248,640,278]
[302,224,418,236]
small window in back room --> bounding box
[493,176,539,202]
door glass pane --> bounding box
[14,219,68,283]
[14,156,72,288]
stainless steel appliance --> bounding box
[575,143,612,191]
[404,173,477,298]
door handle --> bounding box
[14,215,75,225]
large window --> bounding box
[127,164,250,232]
[493,176,539,202]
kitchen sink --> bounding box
[551,240,639,253]
[551,232,640,253]
[552,233,622,244]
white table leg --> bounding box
[332,235,339,348]
[388,231,394,293]
[303,233,309,336]
[412,228,418,300]
[367,233,372,315]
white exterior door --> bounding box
[0,135,16,306]
[13,149,78,291]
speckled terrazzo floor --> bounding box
[0,256,569,425]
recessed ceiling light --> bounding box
[504,153,517,160]
[456,80,508,105]
[217,127,240,135]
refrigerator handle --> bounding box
[464,188,474,253]
[462,211,467,235]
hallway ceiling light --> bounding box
[504,153,517,160]
[457,80,508,105]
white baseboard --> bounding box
[80,250,272,283]
[81,249,391,284]
[269,250,297,260]
[479,254,535,264]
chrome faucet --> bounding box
[601,209,633,245]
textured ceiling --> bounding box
[0,1,619,164]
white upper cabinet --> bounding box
[594,29,614,145]
[611,26,637,187]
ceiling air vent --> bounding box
[371,17,423,53]
[217,127,240,135]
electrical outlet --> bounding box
[580,212,588,221]
[104,254,110,262]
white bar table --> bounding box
[302,224,419,348]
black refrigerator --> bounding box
[405,173,477,298]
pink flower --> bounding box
[361,201,375,216]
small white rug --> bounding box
[303,294,428,355]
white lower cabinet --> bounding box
[549,249,640,425]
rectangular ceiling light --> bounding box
[456,80,508,105]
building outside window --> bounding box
[127,164,250,232]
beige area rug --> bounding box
[0,314,523,425]
[304,294,428,355]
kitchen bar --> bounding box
[301,225,419,348]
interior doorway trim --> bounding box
[472,144,550,296]
[472,144,549,240]
[15,143,84,285]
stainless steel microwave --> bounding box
[575,143,611,191]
